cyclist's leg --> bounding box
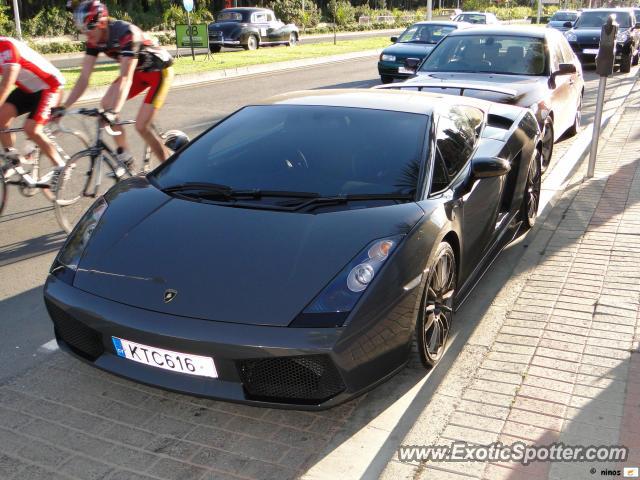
[0,89,26,149]
[24,88,64,168]
[136,67,173,163]
[101,79,130,152]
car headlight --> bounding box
[381,54,396,62]
[565,31,577,42]
[50,197,108,285]
[616,31,629,42]
[290,236,403,328]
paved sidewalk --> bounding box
[381,80,640,480]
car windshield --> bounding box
[635,10,640,22]
[574,11,631,28]
[152,105,428,198]
[454,13,486,24]
[550,12,578,21]
[419,35,547,76]
[398,24,457,44]
[216,11,244,22]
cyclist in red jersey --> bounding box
[0,37,66,182]
[55,0,174,166]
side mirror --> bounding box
[472,156,511,179]
[390,36,398,43]
[563,21,573,28]
[404,57,421,73]
[549,63,577,88]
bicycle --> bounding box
[0,123,89,217]
[54,107,188,233]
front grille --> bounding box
[46,301,104,361]
[237,355,345,404]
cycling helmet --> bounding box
[163,130,189,152]
[72,0,108,32]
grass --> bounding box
[61,37,390,88]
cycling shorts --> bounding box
[126,67,173,109]
[6,87,60,125]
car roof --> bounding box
[554,10,580,14]
[256,89,494,115]
[580,8,634,13]
[413,20,463,27]
[446,25,548,38]
[220,7,272,12]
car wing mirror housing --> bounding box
[563,21,573,28]
[390,36,398,43]
[549,62,577,88]
[472,156,511,179]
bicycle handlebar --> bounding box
[63,108,136,136]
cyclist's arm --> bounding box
[0,64,19,106]
[112,55,138,114]
[62,54,97,108]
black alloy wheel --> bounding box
[540,117,554,173]
[520,148,542,230]
[416,242,456,368]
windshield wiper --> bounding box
[281,193,414,211]
[163,183,322,202]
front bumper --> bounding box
[569,41,630,63]
[208,33,240,47]
[44,275,411,410]
[378,61,415,80]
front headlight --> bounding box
[616,31,629,42]
[50,197,108,285]
[290,236,403,327]
[565,31,577,42]
[381,54,396,62]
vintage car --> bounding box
[207,7,299,52]
[45,89,541,409]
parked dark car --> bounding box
[378,21,469,83]
[564,8,640,72]
[547,10,580,32]
[207,7,299,52]
[44,89,541,410]
[452,12,499,24]
[400,26,583,172]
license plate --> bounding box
[398,66,414,74]
[112,337,218,378]
[583,48,599,55]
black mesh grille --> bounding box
[46,301,104,361]
[237,355,345,404]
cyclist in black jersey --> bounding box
[56,0,174,165]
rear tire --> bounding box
[244,35,259,51]
[55,150,120,233]
[416,242,456,368]
[566,95,582,137]
[540,117,554,173]
[519,148,542,231]
[621,53,632,73]
[381,75,394,84]
[288,32,298,46]
[0,169,6,216]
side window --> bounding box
[266,13,275,22]
[253,13,267,23]
[430,106,482,194]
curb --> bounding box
[77,48,383,103]
[300,70,640,480]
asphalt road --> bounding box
[0,56,631,384]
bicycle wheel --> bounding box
[55,149,119,233]
[0,168,6,216]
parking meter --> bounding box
[596,15,617,77]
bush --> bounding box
[268,0,321,28]
[328,0,356,26]
[23,5,76,36]
[29,41,84,54]
[0,5,15,36]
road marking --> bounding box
[38,339,59,353]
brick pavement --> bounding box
[381,80,640,480]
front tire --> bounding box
[416,242,456,368]
[540,117,554,173]
[288,32,298,47]
[381,75,394,84]
[244,35,259,51]
[621,53,632,73]
[55,150,120,233]
[209,44,221,53]
[520,148,542,231]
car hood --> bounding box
[547,21,572,30]
[73,178,424,327]
[382,42,437,58]
[570,27,603,42]
[407,72,546,108]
